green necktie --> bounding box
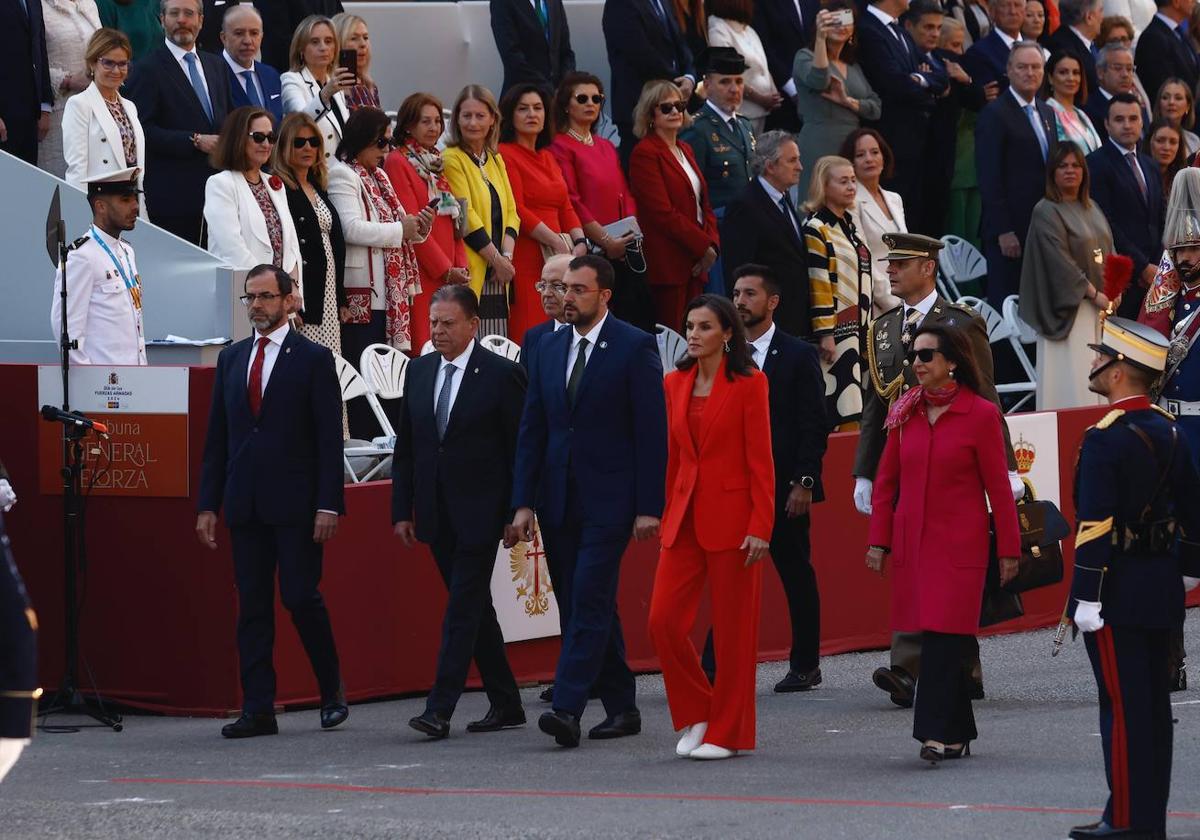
[567,337,589,409]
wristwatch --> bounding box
[794,476,815,490]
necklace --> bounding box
[567,128,594,146]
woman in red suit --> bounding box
[629,80,721,330]
[648,294,774,761]
[384,92,469,350]
[498,83,587,338]
[867,321,1021,763]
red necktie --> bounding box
[247,336,269,417]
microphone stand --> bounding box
[38,213,122,733]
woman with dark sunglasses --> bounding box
[629,79,721,329]
[866,321,1021,766]
[204,106,303,296]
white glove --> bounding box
[1008,470,1025,501]
[853,477,873,515]
[1074,600,1105,633]
[0,479,15,512]
[1184,576,1200,592]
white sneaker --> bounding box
[675,722,709,757]
[689,743,737,760]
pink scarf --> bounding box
[884,382,959,430]
[352,162,421,351]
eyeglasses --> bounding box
[248,131,277,145]
[239,292,282,305]
[905,347,944,364]
[374,137,395,150]
[535,281,567,294]
[563,284,600,297]
[657,101,686,115]
[574,93,605,105]
[96,57,130,72]
[292,136,321,149]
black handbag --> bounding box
[1001,486,1069,595]
[981,526,1025,627]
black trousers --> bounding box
[231,522,341,715]
[701,510,820,674]
[425,497,520,716]
[913,631,978,745]
[1084,624,1173,836]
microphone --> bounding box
[40,405,109,436]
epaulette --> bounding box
[1093,409,1126,430]
[948,300,978,314]
[1151,404,1176,420]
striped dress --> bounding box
[803,206,872,429]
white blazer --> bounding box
[852,189,907,317]
[61,83,148,218]
[327,161,425,310]
[203,170,303,294]
[280,67,350,161]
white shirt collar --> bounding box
[996,28,1017,49]
[758,175,786,205]
[1156,11,1182,30]
[223,49,254,74]
[165,38,198,64]
[1110,136,1137,155]
[749,322,777,361]
[255,320,291,348]
[906,288,939,317]
[553,319,569,330]
[1068,26,1093,50]
[1008,86,1037,109]
[867,5,897,27]
[440,342,474,372]
[705,99,736,123]
[572,310,609,349]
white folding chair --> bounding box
[957,296,1036,412]
[419,339,436,356]
[359,343,410,400]
[938,235,988,301]
[334,353,396,483]
[655,324,687,374]
[480,334,522,362]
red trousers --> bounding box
[648,508,763,751]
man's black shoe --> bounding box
[539,685,555,703]
[774,667,822,693]
[538,710,581,747]
[409,709,450,739]
[221,713,278,739]
[1068,821,1156,839]
[466,705,526,732]
[872,666,915,707]
[588,709,642,740]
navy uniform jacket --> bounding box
[391,342,527,549]
[512,314,667,528]
[198,328,344,526]
[761,329,827,503]
[680,106,755,210]
[1146,284,1200,470]
[1070,400,1200,628]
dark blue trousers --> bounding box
[231,522,341,714]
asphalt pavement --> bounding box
[2,611,1199,840]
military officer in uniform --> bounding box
[50,168,147,367]
[1067,317,1200,840]
[681,46,756,294]
[853,232,1023,707]
[0,465,39,783]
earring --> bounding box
[949,368,955,378]
[723,340,731,353]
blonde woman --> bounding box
[442,84,521,337]
[802,155,871,430]
[280,15,354,161]
[331,12,381,112]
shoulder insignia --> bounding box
[1093,409,1126,430]
[948,300,977,314]
[1151,404,1176,420]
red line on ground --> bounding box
[108,778,1200,819]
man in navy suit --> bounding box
[393,286,528,740]
[1085,45,1150,145]
[509,254,667,748]
[1087,94,1165,318]
[1135,0,1199,113]
[1044,0,1103,100]
[126,0,231,245]
[219,4,283,123]
[521,254,571,374]
[199,0,316,74]
[490,0,576,95]
[753,0,819,133]
[975,42,1057,308]
[857,0,945,224]
[0,0,52,164]
[720,131,811,339]
[961,0,1027,99]
[197,265,347,738]
[602,0,696,166]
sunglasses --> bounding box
[248,131,276,145]
[905,348,944,364]
[292,136,321,149]
[574,93,605,105]
[374,137,395,150]
[657,101,686,115]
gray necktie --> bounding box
[184,52,215,124]
[567,337,589,409]
[436,363,456,440]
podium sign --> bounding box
[37,366,190,497]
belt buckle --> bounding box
[1167,399,1181,415]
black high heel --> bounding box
[920,742,971,764]
[944,742,971,759]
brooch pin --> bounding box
[473,367,479,373]
[599,341,608,349]
[285,347,291,354]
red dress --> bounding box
[498,143,582,339]
[383,150,468,350]
[548,133,637,226]
[867,387,1021,635]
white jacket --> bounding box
[61,83,148,218]
[851,189,907,317]
[280,67,350,161]
[203,170,303,294]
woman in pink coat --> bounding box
[867,320,1021,764]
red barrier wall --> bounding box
[1,363,1192,716]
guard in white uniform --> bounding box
[50,168,147,366]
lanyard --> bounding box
[90,225,142,309]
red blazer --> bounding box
[661,360,775,551]
[868,387,1021,635]
[383,150,468,285]
[629,134,720,289]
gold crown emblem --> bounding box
[1013,434,1036,474]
